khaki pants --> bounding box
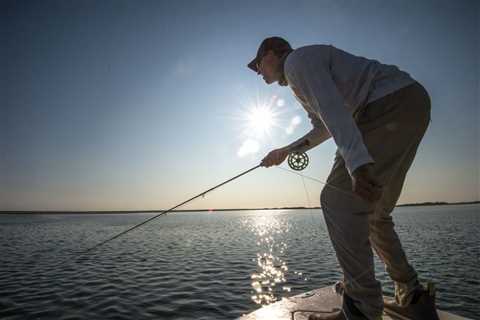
[320,82,431,319]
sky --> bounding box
[1,0,479,211]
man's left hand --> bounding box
[351,163,383,203]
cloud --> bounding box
[285,115,302,135]
[237,139,260,157]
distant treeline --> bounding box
[0,201,479,214]
[396,201,479,207]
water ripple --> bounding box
[0,205,478,319]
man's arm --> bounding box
[261,110,330,168]
[284,52,374,176]
[284,110,331,153]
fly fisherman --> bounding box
[248,37,437,320]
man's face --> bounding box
[256,51,280,85]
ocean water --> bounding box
[0,204,478,319]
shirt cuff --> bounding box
[343,144,375,177]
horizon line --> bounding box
[0,200,479,214]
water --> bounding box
[0,204,478,319]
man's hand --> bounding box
[351,163,383,203]
[261,147,289,167]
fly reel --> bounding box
[287,152,309,171]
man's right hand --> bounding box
[351,163,383,203]
[261,148,289,167]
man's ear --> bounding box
[264,50,276,59]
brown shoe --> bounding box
[308,310,345,320]
[383,282,440,320]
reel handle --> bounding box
[286,139,311,171]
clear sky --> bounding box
[2,0,479,211]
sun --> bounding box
[231,94,287,157]
[246,104,277,138]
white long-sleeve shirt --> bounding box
[284,44,415,176]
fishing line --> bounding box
[276,166,360,201]
[276,165,384,292]
[300,175,316,226]
[58,140,376,293]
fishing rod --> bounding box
[73,141,312,259]
[77,164,261,257]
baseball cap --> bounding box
[247,37,292,73]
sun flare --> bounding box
[246,104,277,138]
[233,94,287,157]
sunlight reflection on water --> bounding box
[244,213,293,305]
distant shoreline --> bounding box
[0,201,478,214]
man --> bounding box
[248,37,437,320]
